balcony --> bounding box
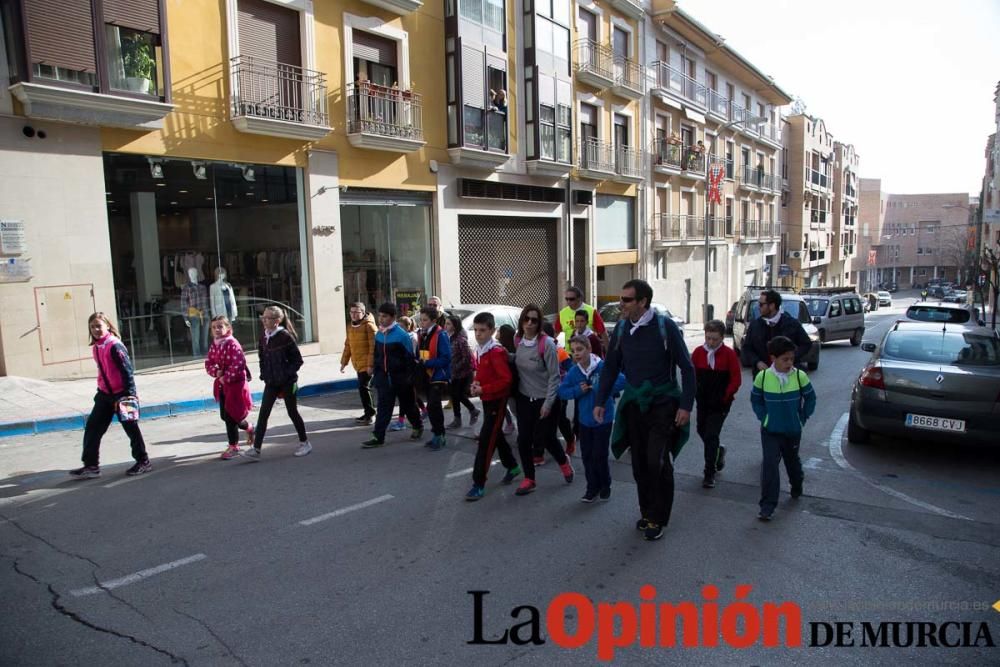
[655,215,725,244]
[346,82,425,152]
[607,0,645,20]
[230,56,330,141]
[679,150,706,180]
[614,145,645,184]
[739,165,780,192]
[359,0,423,15]
[757,122,780,145]
[651,139,683,174]
[577,138,616,180]
[11,81,175,130]
[740,219,760,240]
[650,61,706,108]
[807,169,831,191]
[611,57,644,100]
[574,40,615,90]
[707,89,729,119]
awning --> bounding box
[684,108,706,124]
[658,95,683,110]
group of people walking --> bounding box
[70,282,817,540]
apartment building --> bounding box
[0,0,445,379]
[828,141,859,286]
[856,178,888,292]
[982,82,1000,251]
[642,3,790,323]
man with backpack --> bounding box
[594,280,696,542]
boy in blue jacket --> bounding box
[750,335,817,521]
[558,335,625,503]
[363,303,424,448]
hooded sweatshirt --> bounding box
[558,355,625,428]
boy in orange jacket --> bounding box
[466,312,521,501]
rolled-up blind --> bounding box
[238,0,300,67]
[104,0,160,34]
[352,30,397,67]
[24,0,96,73]
[462,45,484,108]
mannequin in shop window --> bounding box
[210,267,238,322]
[181,267,209,357]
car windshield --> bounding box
[906,305,971,324]
[599,304,622,323]
[750,300,810,324]
[451,309,475,321]
[882,331,1000,366]
[878,291,890,297]
[804,298,828,317]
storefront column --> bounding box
[130,192,162,304]
[305,150,345,355]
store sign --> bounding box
[396,289,423,317]
[0,219,26,255]
[778,264,792,277]
[0,257,31,282]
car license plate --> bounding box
[905,414,966,433]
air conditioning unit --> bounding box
[788,250,804,260]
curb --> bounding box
[0,378,359,439]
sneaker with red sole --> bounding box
[220,445,240,460]
[514,479,536,496]
[565,439,576,456]
[559,460,575,484]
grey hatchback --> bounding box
[848,321,1000,446]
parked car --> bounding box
[449,304,524,334]
[847,321,1000,446]
[905,301,986,326]
[882,282,899,293]
[802,290,865,345]
[725,301,738,335]
[598,302,685,330]
[877,290,892,307]
[944,289,968,303]
[731,288,821,370]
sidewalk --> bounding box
[0,327,707,439]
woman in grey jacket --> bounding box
[512,304,573,495]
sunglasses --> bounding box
[565,296,580,302]
[619,296,636,303]
[523,315,540,323]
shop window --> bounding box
[105,26,161,96]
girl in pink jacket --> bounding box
[205,316,254,459]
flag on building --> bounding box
[867,249,877,266]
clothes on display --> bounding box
[210,274,239,320]
[181,270,209,356]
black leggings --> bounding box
[219,388,250,445]
[515,393,567,481]
[449,376,477,418]
[534,398,575,457]
[254,382,308,448]
[81,391,147,467]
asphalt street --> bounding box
[2,294,999,665]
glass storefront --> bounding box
[104,154,311,370]
[340,191,432,318]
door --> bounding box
[579,103,598,167]
[577,8,597,68]
[684,278,692,324]
[35,284,96,365]
[612,27,629,59]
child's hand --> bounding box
[579,382,591,394]
[470,382,481,397]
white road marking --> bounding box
[298,494,394,526]
[0,483,17,489]
[802,457,823,470]
[828,413,970,521]
[70,553,208,597]
[444,460,499,479]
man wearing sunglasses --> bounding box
[555,286,606,345]
[593,279,695,542]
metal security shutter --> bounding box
[103,0,160,33]
[238,0,300,66]
[458,216,558,314]
[352,30,397,67]
[24,0,96,73]
[461,44,484,108]
[340,189,432,207]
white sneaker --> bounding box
[294,441,313,457]
[241,447,261,461]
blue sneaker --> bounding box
[465,485,485,501]
[389,420,406,432]
[428,435,446,451]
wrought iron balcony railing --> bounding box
[230,56,329,127]
[347,82,423,141]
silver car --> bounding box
[449,304,524,333]
[848,321,1000,446]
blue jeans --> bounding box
[579,423,613,495]
[759,430,804,514]
[188,316,206,356]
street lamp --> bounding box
[703,115,766,323]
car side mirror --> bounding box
[812,316,821,325]
[861,343,876,352]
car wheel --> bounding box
[850,329,863,346]
[847,411,870,444]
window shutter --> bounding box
[352,30,397,67]
[23,0,97,73]
[237,0,301,67]
[103,0,160,34]
[462,45,484,108]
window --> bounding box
[709,247,718,272]
[655,252,667,279]
[829,300,841,317]
[487,66,507,151]
[105,26,161,96]
[460,0,505,32]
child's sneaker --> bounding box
[580,492,597,503]
[361,437,384,449]
[500,465,521,485]
[465,485,485,501]
[514,479,536,496]
[221,445,241,460]
[389,420,406,432]
[241,447,262,461]
[294,441,313,457]
[69,466,100,479]
[635,517,649,531]
[702,474,716,488]
[643,522,664,541]
[559,460,575,484]
[565,438,576,456]
[428,435,446,451]
[599,487,611,501]
[409,427,424,440]
[126,460,152,476]
[470,408,481,425]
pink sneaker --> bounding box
[221,445,241,460]
[515,479,536,496]
[559,460,575,484]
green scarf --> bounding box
[610,380,690,460]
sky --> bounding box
[679,0,1000,196]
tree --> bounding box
[981,245,1000,330]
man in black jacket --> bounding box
[743,290,811,378]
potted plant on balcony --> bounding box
[121,33,155,94]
